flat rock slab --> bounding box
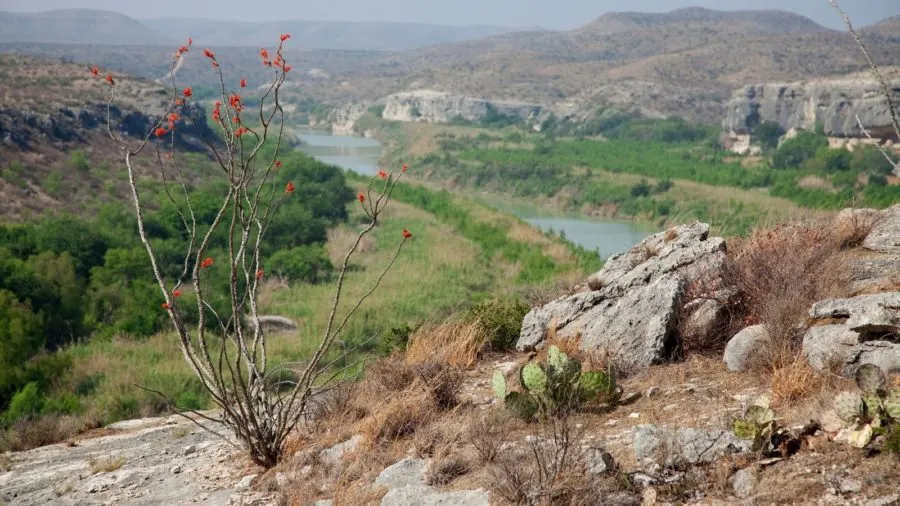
[863,204,900,255]
[0,413,272,506]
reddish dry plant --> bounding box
[92,35,412,467]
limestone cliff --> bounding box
[722,71,900,140]
[381,90,544,124]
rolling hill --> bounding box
[0,9,171,46]
[140,17,537,51]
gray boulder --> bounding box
[517,222,728,371]
[803,292,900,377]
[632,424,750,467]
[863,205,900,255]
[375,458,428,489]
[724,325,770,372]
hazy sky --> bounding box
[2,0,898,30]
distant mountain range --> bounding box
[140,17,539,51]
[0,9,535,51]
[3,6,900,125]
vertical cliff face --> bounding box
[381,90,543,124]
[722,74,900,140]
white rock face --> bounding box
[381,90,543,124]
[330,102,369,135]
[722,73,900,139]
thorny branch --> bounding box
[97,35,411,467]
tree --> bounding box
[94,35,412,467]
[753,121,785,151]
[771,131,828,169]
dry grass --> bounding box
[0,414,84,453]
[466,410,515,464]
[405,320,488,368]
[725,219,851,371]
[88,456,126,474]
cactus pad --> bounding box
[855,364,886,393]
[834,391,864,424]
[884,388,900,420]
[520,362,548,394]
[492,370,507,401]
[578,371,612,401]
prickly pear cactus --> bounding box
[733,405,776,446]
[855,364,886,394]
[492,370,507,401]
[577,370,612,402]
[834,391,864,424]
[520,362,548,395]
[547,346,567,372]
[885,388,900,420]
[504,391,538,420]
[863,394,884,420]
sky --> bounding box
[2,0,898,30]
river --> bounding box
[295,129,651,258]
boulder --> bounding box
[632,424,750,467]
[517,222,728,371]
[246,315,298,331]
[864,205,900,255]
[803,291,900,377]
[375,458,428,489]
[724,325,770,372]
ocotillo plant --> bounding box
[93,35,411,467]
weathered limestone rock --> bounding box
[724,325,770,372]
[246,315,299,331]
[632,424,750,467]
[374,458,428,489]
[382,90,543,124]
[864,205,900,255]
[803,292,900,377]
[722,75,900,139]
[517,222,728,371]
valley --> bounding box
[3,3,900,505]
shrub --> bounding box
[772,130,828,169]
[3,382,43,425]
[462,297,530,350]
[753,121,786,150]
[266,244,333,283]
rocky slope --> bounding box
[0,54,216,219]
[722,68,900,139]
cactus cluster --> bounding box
[832,364,900,449]
[492,345,620,420]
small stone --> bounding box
[838,478,863,494]
[275,472,290,489]
[183,445,196,456]
[724,325,770,371]
[729,468,757,499]
[629,413,641,419]
[374,457,428,489]
[642,486,658,505]
[605,419,619,426]
[236,474,256,489]
[866,495,900,506]
[171,465,183,474]
[646,386,660,398]
[585,447,615,475]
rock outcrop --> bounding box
[803,292,900,377]
[381,90,543,124]
[516,222,729,371]
[0,102,215,153]
[329,102,369,135]
[722,74,900,140]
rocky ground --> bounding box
[0,413,273,506]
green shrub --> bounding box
[266,244,333,283]
[753,121,786,151]
[463,297,530,350]
[772,131,829,169]
[69,150,90,172]
[3,382,43,425]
